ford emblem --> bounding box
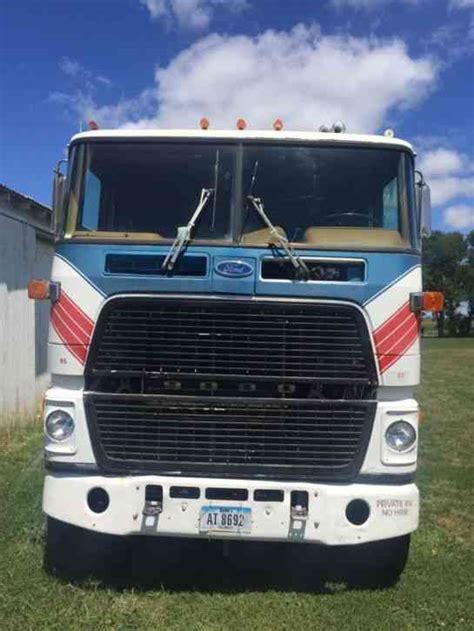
[215,260,254,278]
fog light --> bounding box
[385,420,416,452]
[45,409,74,441]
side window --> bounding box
[80,170,101,230]
[382,177,398,229]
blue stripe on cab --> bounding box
[55,242,420,305]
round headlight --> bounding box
[385,420,416,452]
[45,410,75,441]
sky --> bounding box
[0,0,473,232]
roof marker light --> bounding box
[200,117,210,130]
[384,128,395,138]
[88,120,100,130]
[236,118,247,130]
[319,124,330,132]
[273,119,283,131]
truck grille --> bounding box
[85,296,377,480]
[86,297,376,383]
[85,394,376,480]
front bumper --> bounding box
[43,473,419,545]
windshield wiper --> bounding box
[247,195,310,280]
[161,188,214,273]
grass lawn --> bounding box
[0,338,473,630]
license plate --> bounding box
[199,505,252,534]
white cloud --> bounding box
[58,56,112,88]
[142,0,167,19]
[443,205,474,229]
[140,0,248,30]
[418,147,474,206]
[418,148,467,178]
[330,0,418,9]
[450,0,474,8]
[50,88,157,128]
[59,57,83,77]
[428,177,474,206]
[69,25,437,134]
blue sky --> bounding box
[1,0,473,231]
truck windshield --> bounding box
[68,142,234,240]
[65,141,415,249]
[240,144,415,249]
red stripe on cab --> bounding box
[51,290,94,364]
[374,301,420,374]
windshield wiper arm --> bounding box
[247,195,310,279]
[161,188,214,273]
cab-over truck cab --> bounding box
[34,125,436,585]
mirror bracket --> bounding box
[52,159,68,238]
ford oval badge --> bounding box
[215,260,254,278]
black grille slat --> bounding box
[85,394,376,480]
[87,298,376,383]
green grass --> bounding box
[1,338,473,630]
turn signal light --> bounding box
[422,291,444,312]
[28,280,60,301]
[410,291,444,313]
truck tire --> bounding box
[329,534,411,589]
[44,517,130,581]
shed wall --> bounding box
[0,212,53,427]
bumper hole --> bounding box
[206,488,248,501]
[254,489,284,502]
[87,487,109,514]
[170,486,200,499]
[346,499,370,525]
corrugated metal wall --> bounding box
[0,212,53,428]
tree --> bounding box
[422,231,473,337]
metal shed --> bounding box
[0,184,54,428]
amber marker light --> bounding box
[236,118,247,130]
[200,117,210,130]
[28,280,60,301]
[410,291,444,314]
[422,292,444,313]
[28,280,51,300]
[88,120,100,130]
[273,119,283,131]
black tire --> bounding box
[329,534,411,589]
[44,517,130,581]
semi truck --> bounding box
[30,120,441,585]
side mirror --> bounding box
[52,160,67,237]
[415,171,431,238]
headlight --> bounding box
[385,420,416,452]
[45,410,75,441]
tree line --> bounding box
[422,231,474,337]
